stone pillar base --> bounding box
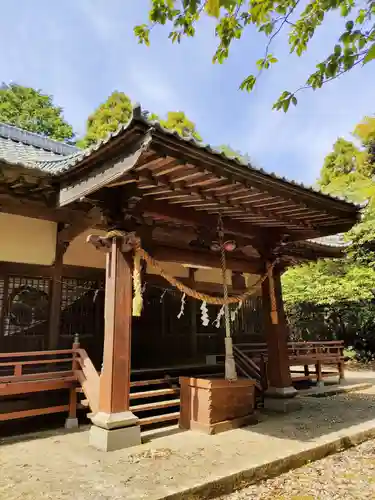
[65,417,79,430]
[89,411,141,451]
[89,424,141,451]
[263,385,301,413]
[265,386,298,398]
[263,397,302,413]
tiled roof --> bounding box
[0,107,362,212]
[47,104,359,207]
[0,115,357,250]
[307,234,349,248]
[0,122,80,173]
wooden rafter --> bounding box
[150,136,358,218]
[136,199,273,243]
[136,169,313,230]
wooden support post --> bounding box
[48,235,66,350]
[65,387,78,429]
[338,344,345,384]
[65,333,80,430]
[315,361,324,388]
[89,236,141,451]
[188,268,198,361]
[338,360,345,383]
[261,263,299,410]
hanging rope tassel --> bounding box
[177,292,186,319]
[201,301,209,326]
[132,251,143,317]
[231,301,242,322]
[214,305,225,328]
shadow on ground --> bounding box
[248,388,375,442]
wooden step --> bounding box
[131,398,180,413]
[130,377,178,388]
[139,411,180,427]
[130,388,179,400]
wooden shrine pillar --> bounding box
[89,236,141,451]
[48,241,65,350]
[261,262,299,411]
[188,268,198,360]
[48,223,70,350]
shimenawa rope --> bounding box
[105,230,277,315]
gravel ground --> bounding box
[220,439,375,500]
[0,376,375,500]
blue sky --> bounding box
[1,0,374,185]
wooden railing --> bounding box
[0,338,101,422]
[235,340,345,385]
[0,349,77,422]
[74,348,100,413]
[235,341,344,362]
[232,345,265,391]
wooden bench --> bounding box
[235,340,345,386]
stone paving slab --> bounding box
[1,373,375,500]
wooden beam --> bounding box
[138,199,270,243]
[58,207,102,243]
[99,238,133,413]
[48,222,72,350]
[151,245,263,274]
[0,194,86,223]
[188,268,198,358]
[261,264,293,389]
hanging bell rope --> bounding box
[132,250,143,317]
[217,214,237,381]
[105,230,278,313]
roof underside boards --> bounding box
[57,121,359,241]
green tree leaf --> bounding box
[0,83,74,142]
[159,110,202,141]
[206,0,220,18]
[364,43,375,64]
[135,0,375,111]
[79,95,202,147]
[78,91,133,148]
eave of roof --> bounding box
[0,106,361,216]
[307,234,350,249]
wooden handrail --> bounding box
[0,358,73,367]
[0,349,75,358]
[74,348,99,413]
[233,345,261,376]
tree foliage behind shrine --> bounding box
[78,91,202,147]
[0,83,74,142]
[282,112,375,358]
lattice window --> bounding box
[60,277,104,339]
[0,276,5,323]
[3,276,51,338]
[232,296,264,341]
